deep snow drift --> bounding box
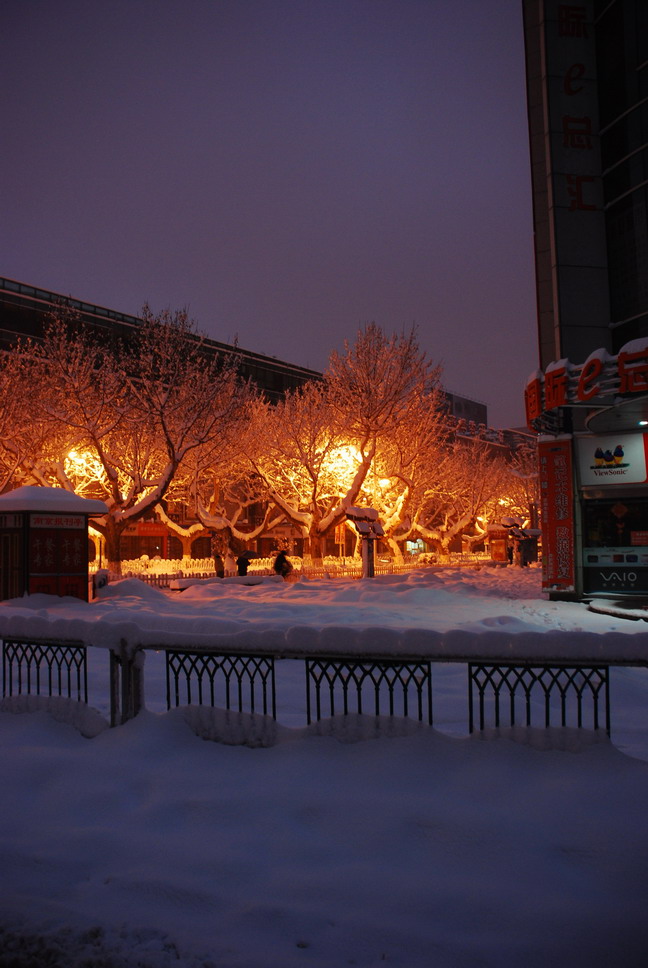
[1,566,648,967]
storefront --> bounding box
[527,339,648,600]
[577,433,648,595]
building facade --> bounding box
[0,276,322,402]
[523,0,648,598]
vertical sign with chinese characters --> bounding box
[549,0,610,356]
[539,437,575,590]
[28,513,87,596]
[524,0,610,365]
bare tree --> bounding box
[350,383,453,560]
[500,441,540,526]
[0,345,55,491]
[413,438,510,554]
[244,324,445,558]
[26,308,248,571]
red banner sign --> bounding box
[29,529,87,575]
[539,438,575,592]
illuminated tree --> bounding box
[241,383,358,556]
[413,437,511,554]
[156,455,283,560]
[0,346,54,490]
[244,324,445,558]
[349,383,453,560]
[498,441,540,526]
[26,308,248,571]
[327,324,431,442]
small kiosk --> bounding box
[0,486,107,601]
[487,525,511,564]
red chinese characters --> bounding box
[539,439,575,591]
[618,347,648,394]
[525,376,544,427]
[558,5,588,38]
[566,173,596,211]
[562,115,593,150]
[544,366,568,409]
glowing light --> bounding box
[65,449,107,492]
[326,445,362,482]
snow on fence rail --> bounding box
[4,634,641,739]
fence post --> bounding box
[109,639,143,726]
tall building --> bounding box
[524,0,647,367]
[523,0,648,598]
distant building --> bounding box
[0,275,493,420]
[442,390,488,427]
[523,0,648,599]
[0,276,321,402]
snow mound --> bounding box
[588,599,648,622]
[96,578,170,603]
[178,705,288,747]
[303,712,428,743]
[0,695,109,738]
[473,725,612,753]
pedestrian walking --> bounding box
[236,552,250,576]
[211,534,224,578]
[273,550,293,579]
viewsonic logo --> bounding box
[592,444,627,468]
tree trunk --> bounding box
[307,532,324,561]
[177,534,194,559]
[104,517,124,575]
[386,536,404,563]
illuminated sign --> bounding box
[29,513,85,529]
[525,339,648,427]
[576,434,648,486]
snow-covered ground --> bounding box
[1,565,648,967]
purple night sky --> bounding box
[2,0,537,428]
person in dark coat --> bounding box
[273,550,293,579]
[236,553,250,576]
[211,535,225,578]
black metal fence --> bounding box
[2,637,88,703]
[166,650,276,718]
[468,662,610,735]
[1,637,639,740]
[305,657,433,724]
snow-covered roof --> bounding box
[0,485,107,515]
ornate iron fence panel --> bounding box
[165,650,276,717]
[305,657,433,724]
[468,662,610,735]
[2,638,88,703]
